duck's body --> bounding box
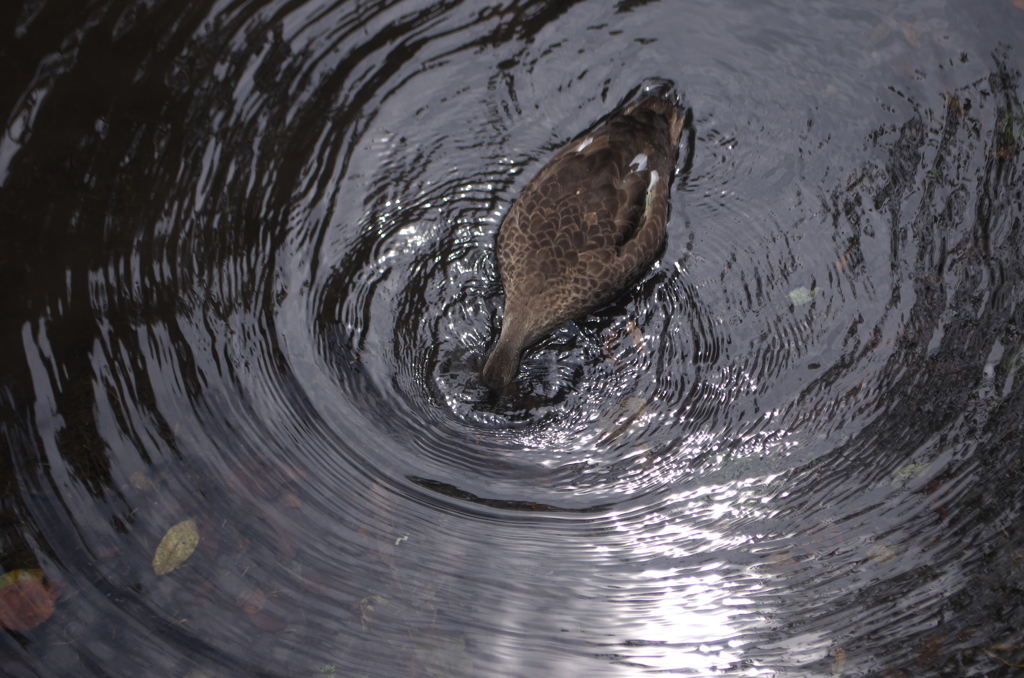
[481,83,691,389]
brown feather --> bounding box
[482,83,692,389]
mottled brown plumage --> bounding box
[482,83,691,389]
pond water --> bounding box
[2,0,1024,676]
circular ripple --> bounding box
[3,1,1024,677]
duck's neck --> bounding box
[481,307,531,389]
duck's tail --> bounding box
[639,77,677,101]
[624,79,693,148]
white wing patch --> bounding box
[647,170,659,193]
[644,170,660,213]
[575,137,594,152]
[629,153,648,172]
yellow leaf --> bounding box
[0,569,44,589]
[153,517,199,575]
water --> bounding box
[1,0,1023,675]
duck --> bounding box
[481,81,692,389]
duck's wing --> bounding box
[497,136,662,294]
[569,152,672,310]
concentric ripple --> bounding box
[2,0,1023,676]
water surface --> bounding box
[2,0,1024,675]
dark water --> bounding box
[2,0,1024,675]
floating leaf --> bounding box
[153,517,200,575]
[789,286,816,306]
[0,569,59,631]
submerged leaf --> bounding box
[360,595,385,625]
[984,643,1024,668]
[248,610,286,631]
[236,587,266,614]
[410,630,471,678]
[916,635,944,666]
[130,471,155,492]
[891,462,931,487]
[626,321,648,352]
[870,22,893,45]
[597,396,649,444]
[900,22,922,49]
[0,570,59,631]
[153,517,200,575]
[833,647,847,674]
[867,542,904,563]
